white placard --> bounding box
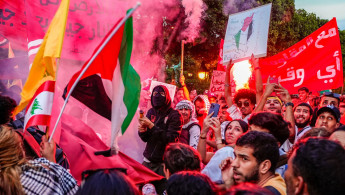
[149,80,176,102]
[223,3,272,63]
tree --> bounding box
[30,98,42,115]
[163,0,344,93]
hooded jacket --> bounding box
[139,85,182,163]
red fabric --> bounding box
[1,0,124,61]
[241,13,254,32]
[66,18,124,94]
[59,114,164,185]
[260,18,343,93]
[217,39,225,71]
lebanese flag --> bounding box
[24,80,55,131]
[64,13,141,147]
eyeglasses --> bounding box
[323,92,340,98]
[152,91,165,97]
[237,101,250,107]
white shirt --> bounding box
[201,146,235,182]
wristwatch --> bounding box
[285,102,294,107]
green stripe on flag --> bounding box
[119,11,141,134]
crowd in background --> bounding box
[1,58,345,195]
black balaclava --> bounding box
[151,85,170,109]
[151,85,171,110]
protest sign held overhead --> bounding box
[223,3,272,63]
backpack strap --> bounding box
[183,122,200,131]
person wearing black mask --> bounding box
[138,85,182,177]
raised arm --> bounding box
[197,113,213,164]
[180,75,190,101]
[251,54,263,105]
[275,84,295,141]
[224,60,234,107]
[254,81,276,113]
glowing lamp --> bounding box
[187,72,193,77]
[198,72,206,80]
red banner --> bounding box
[260,18,343,93]
[0,0,126,62]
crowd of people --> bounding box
[1,58,345,195]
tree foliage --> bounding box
[163,0,344,93]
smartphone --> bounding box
[208,103,220,118]
[269,77,279,84]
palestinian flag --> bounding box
[24,80,55,130]
[64,13,141,146]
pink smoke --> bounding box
[180,0,207,43]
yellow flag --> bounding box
[14,0,69,115]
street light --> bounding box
[198,62,208,80]
[198,72,206,80]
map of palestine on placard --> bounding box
[223,3,272,63]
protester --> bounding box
[200,115,248,182]
[248,112,290,176]
[220,131,286,195]
[0,95,17,125]
[285,138,345,195]
[138,85,182,176]
[293,103,313,139]
[224,60,257,123]
[253,83,296,145]
[310,92,340,126]
[176,100,200,149]
[0,125,78,194]
[299,127,331,140]
[329,126,345,149]
[208,92,217,104]
[225,182,274,195]
[172,75,191,108]
[189,89,198,103]
[280,103,313,152]
[314,105,341,133]
[193,94,210,127]
[76,169,139,195]
[166,171,217,195]
[339,95,345,115]
[297,87,309,103]
[163,143,201,179]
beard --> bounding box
[285,174,296,195]
[244,166,260,183]
[296,119,310,128]
[234,165,260,184]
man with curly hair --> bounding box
[225,88,256,123]
[224,58,259,123]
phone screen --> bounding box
[208,103,220,117]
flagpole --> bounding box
[180,40,184,77]
[49,2,141,142]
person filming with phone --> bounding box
[197,103,249,183]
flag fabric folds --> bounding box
[23,80,55,130]
[59,113,163,185]
[14,0,69,115]
[64,12,141,147]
